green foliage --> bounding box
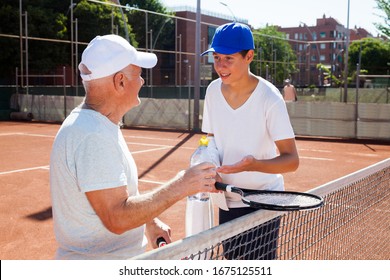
[125,0,175,50]
[74,0,137,46]
[348,38,390,75]
[318,64,340,86]
[0,2,18,80]
[0,1,74,77]
[0,0,386,87]
[0,1,20,35]
[374,0,390,38]
[0,0,174,82]
[252,26,297,85]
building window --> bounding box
[207,26,216,43]
[312,32,317,40]
[320,32,326,38]
[320,43,326,49]
[207,26,217,63]
[320,55,326,61]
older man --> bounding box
[50,35,217,259]
[282,79,298,102]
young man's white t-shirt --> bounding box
[50,107,146,259]
[202,77,295,208]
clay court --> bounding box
[1,120,389,260]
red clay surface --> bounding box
[1,121,389,259]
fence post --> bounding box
[63,66,67,119]
[188,65,191,131]
[355,63,360,139]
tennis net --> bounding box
[134,158,390,260]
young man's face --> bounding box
[212,50,253,85]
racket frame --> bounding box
[215,182,324,211]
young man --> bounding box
[50,35,217,259]
[201,22,299,259]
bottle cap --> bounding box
[157,237,167,247]
[199,135,209,146]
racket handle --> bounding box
[215,182,228,191]
[156,237,167,247]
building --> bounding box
[171,6,248,87]
[174,9,227,87]
[278,14,372,86]
[155,9,373,89]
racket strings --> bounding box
[245,193,320,207]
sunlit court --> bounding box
[1,120,389,260]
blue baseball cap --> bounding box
[201,22,255,56]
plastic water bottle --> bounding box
[185,135,214,237]
[189,136,211,201]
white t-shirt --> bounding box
[202,77,295,208]
[50,107,146,259]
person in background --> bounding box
[50,34,217,259]
[282,79,298,102]
[201,22,299,259]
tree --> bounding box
[122,0,176,81]
[374,0,390,38]
[124,0,175,51]
[0,0,174,84]
[252,26,297,86]
[74,0,136,46]
[0,0,69,81]
[0,1,22,82]
[0,0,134,81]
[348,38,390,75]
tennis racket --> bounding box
[215,182,323,211]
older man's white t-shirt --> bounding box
[50,107,146,259]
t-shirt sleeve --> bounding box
[75,133,128,192]
[202,93,212,133]
[202,81,219,134]
[266,99,295,141]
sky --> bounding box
[160,0,386,36]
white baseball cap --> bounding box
[79,34,157,81]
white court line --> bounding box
[300,156,334,161]
[0,132,25,136]
[124,135,183,142]
[0,163,165,186]
[0,164,166,187]
[126,141,171,148]
[139,179,165,185]
[132,146,173,154]
[126,141,194,151]
[0,165,50,175]
[19,133,55,138]
[299,148,332,153]
[0,132,54,138]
